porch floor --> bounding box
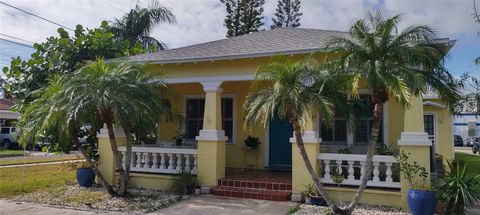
[225,168,291,184]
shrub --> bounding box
[169,170,197,195]
[437,160,480,215]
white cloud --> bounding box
[0,0,477,47]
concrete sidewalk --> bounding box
[0,200,122,215]
[150,195,296,215]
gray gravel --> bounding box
[292,204,409,215]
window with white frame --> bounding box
[185,97,234,143]
[320,109,347,145]
[353,95,383,145]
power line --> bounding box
[0,33,34,47]
[0,1,75,31]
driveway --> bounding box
[454,146,478,155]
[0,200,121,215]
[150,195,297,215]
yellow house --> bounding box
[97,28,455,209]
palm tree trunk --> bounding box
[336,100,384,214]
[69,128,116,196]
[288,113,335,208]
[118,126,132,196]
[105,121,126,194]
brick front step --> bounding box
[212,186,291,201]
[217,178,292,191]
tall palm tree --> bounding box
[60,59,180,196]
[243,56,348,209]
[20,59,180,196]
[111,0,176,51]
[322,11,460,214]
[19,77,116,195]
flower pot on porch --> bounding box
[407,189,436,215]
[76,168,95,187]
[308,194,327,206]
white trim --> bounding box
[97,128,127,138]
[200,81,223,92]
[451,114,455,159]
[159,75,255,84]
[423,101,446,109]
[398,132,431,146]
[184,94,236,144]
[289,131,322,143]
[424,112,439,154]
[196,130,228,141]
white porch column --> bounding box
[195,81,228,187]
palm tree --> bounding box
[19,77,116,195]
[322,11,460,214]
[20,59,180,196]
[243,56,348,209]
[60,59,180,196]
[111,0,176,51]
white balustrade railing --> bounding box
[118,146,197,175]
[317,153,400,188]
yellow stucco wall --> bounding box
[424,99,454,162]
[158,81,267,169]
[325,187,402,208]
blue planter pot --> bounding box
[76,168,96,187]
[309,195,327,206]
[407,189,436,215]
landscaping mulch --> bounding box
[12,185,179,213]
[292,204,408,215]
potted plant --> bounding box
[244,135,261,149]
[303,184,327,206]
[75,161,96,187]
[395,151,435,215]
[172,132,186,146]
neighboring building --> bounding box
[0,98,18,126]
[453,94,479,139]
[96,28,455,210]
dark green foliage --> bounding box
[169,170,198,195]
[271,0,302,29]
[111,0,175,52]
[3,21,146,115]
[244,135,261,149]
[221,0,264,37]
[437,161,480,215]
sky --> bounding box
[0,0,479,79]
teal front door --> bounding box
[269,117,293,170]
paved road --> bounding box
[454,146,479,156]
[0,200,122,215]
[0,159,85,168]
[1,196,296,215]
[150,195,296,215]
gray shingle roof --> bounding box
[128,28,349,64]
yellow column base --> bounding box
[398,132,432,211]
[196,130,227,186]
[97,128,127,185]
[291,131,321,193]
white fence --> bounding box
[118,146,197,174]
[317,153,400,188]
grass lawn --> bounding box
[0,155,83,166]
[0,150,25,156]
[455,152,480,177]
[454,152,480,190]
[0,163,76,197]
